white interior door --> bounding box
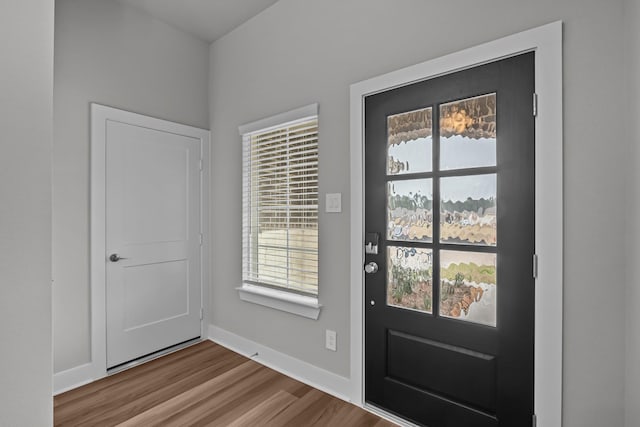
[105,117,202,369]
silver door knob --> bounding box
[364,262,378,274]
[109,253,128,262]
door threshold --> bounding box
[107,337,202,375]
[364,403,420,427]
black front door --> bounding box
[364,53,535,426]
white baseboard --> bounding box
[54,327,404,425]
[208,324,351,402]
[54,326,352,402]
[53,362,94,395]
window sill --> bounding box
[236,284,322,320]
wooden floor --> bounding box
[54,341,396,426]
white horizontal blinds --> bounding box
[242,116,319,296]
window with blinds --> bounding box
[241,106,319,297]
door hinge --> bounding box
[200,308,204,320]
[533,254,539,279]
[533,93,538,117]
[532,414,537,427]
[199,233,203,245]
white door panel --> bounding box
[122,260,190,330]
[105,120,201,368]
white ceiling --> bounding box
[118,0,280,43]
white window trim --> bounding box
[238,103,321,319]
[236,284,322,320]
[238,103,318,135]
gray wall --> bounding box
[53,0,210,373]
[626,0,640,425]
[49,0,639,425]
[209,1,629,426]
[0,0,54,425]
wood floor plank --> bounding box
[54,341,397,426]
[191,370,311,426]
[330,404,398,427]
[55,342,247,426]
[55,341,221,410]
[115,360,268,426]
[225,390,298,427]
[263,388,333,426]
[284,391,343,426]
[55,341,221,407]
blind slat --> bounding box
[242,115,319,296]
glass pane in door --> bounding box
[388,179,433,242]
[439,250,497,327]
[440,174,496,246]
[387,107,433,175]
[440,93,496,170]
[387,246,433,313]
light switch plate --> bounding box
[325,193,342,213]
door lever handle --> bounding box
[109,253,128,262]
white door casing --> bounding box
[349,22,563,426]
[91,104,210,376]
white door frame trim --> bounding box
[349,22,563,425]
[90,104,210,380]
